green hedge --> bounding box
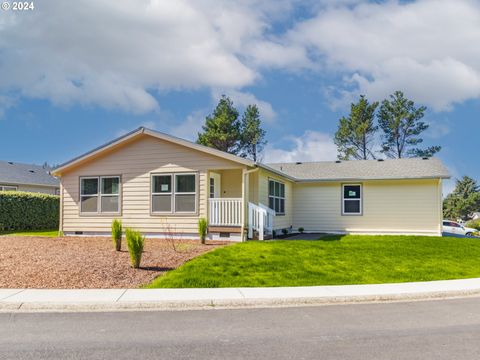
[0,191,59,231]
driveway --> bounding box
[1,297,480,359]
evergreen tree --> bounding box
[334,95,378,160]
[197,95,241,154]
[443,176,480,220]
[378,91,441,158]
[239,105,267,162]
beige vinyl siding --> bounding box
[257,168,293,230]
[61,134,245,234]
[218,169,243,198]
[292,179,442,235]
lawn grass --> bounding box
[148,235,480,288]
[0,229,59,237]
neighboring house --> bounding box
[0,160,60,195]
[472,212,480,220]
[52,127,450,240]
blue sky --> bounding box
[1,0,479,194]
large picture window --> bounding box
[80,176,120,214]
[342,184,362,215]
[268,179,285,215]
[151,173,197,214]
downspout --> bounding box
[241,167,259,242]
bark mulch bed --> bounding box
[0,236,227,289]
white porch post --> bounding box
[240,168,246,242]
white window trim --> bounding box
[151,173,173,214]
[79,176,121,215]
[151,172,198,215]
[342,183,362,216]
[268,178,285,215]
[0,185,18,191]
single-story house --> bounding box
[52,127,450,240]
[0,160,60,195]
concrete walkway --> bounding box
[1,278,480,312]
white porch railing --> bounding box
[248,202,275,240]
[208,198,243,226]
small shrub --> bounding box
[198,218,208,244]
[111,219,122,251]
[126,228,145,269]
[466,219,480,231]
[298,227,304,233]
[281,228,288,236]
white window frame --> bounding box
[79,176,121,215]
[0,185,18,191]
[151,172,198,215]
[151,173,173,214]
[268,179,285,215]
[342,184,362,216]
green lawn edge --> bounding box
[0,229,59,237]
[147,235,480,288]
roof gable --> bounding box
[53,127,254,175]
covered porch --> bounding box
[207,168,274,240]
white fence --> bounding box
[208,198,243,226]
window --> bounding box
[268,179,285,214]
[80,176,120,214]
[152,175,172,212]
[342,184,362,215]
[0,185,17,191]
[209,177,215,199]
[151,173,197,214]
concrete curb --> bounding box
[1,278,480,312]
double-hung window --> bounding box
[342,184,362,215]
[152,173,197,214]
[268,179,285,215]
[80,176,120,214]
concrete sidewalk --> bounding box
[2,278,480,312]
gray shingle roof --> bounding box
[264,157,450,181]
[0,160,59,187]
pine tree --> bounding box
[334,95,378,160]
[378,91,441,158]
[197,95,241,154]
[239,105,267,162]
[443,176,480,220]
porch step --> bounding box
[208,226,242,234]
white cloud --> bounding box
[169,110,207,141]
[0,0,284,114]
[426,118,451,139]
[263,130,337,163]
[286,0,480,111]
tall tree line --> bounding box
[197,95,267,162]
[334,91,441,160]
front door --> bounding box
[210,173,221,198]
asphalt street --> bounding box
[1,297,480,359]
